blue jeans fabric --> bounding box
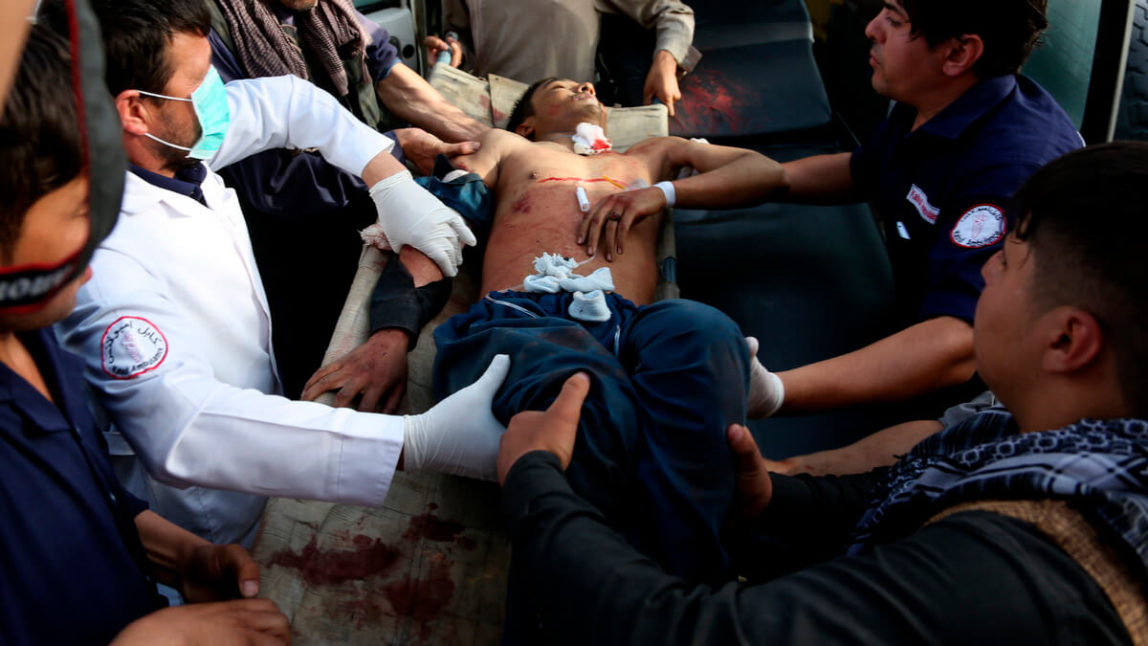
[434,291,749,581]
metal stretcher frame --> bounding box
[249,64,674,646]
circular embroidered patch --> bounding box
[101,316,169,380]
[950,204,1006,249]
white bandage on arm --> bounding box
[654,180,676,208]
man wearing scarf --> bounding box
[493,142,1148,644]
[212,0,483,140]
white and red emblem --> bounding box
[950,204,1006,248]
[101,316,169,380]
[906,184,940,224]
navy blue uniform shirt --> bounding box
[0,329,159,646]
[851,74,1082,325]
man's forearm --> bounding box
[664,141,788,207]
[502,453,884,645]
[361,148,409,187]
[777,316,976,414]
[772,419,944,477]
[398,244,445,287]
[626,0,694,65]
[375,64,487,142]
[364,246,448,342]
[779,152,860,204]
[757,470,886,548]
[134,510,210,588]
[503,452,755,645]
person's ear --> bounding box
[514,116,535,140]
[1041,306,1105,374]
[115,89,151,135]
[941,34,984,77]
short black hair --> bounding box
[506,77,557,137]
[899,0,1048,78]
[0,26,83,260]
[1012,141,1148,416]
[41,0,212,96]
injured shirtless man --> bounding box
[328,77,786,583]
[444,77,791,581]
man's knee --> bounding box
[629,299,746,359]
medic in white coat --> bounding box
[56,70,507,545]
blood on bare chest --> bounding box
[483,149,662,300]
[499,151,648,221]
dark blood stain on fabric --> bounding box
[671,68,748,136]
[383,554,457,641]
[479,94,508,125]
[343,598,385,631]
[267,534,401,586]
[404,512,466,543]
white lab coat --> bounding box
[56,76,404,544]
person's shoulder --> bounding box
[481,128,520,142]
[952,79,1081,184]
[622,135,689,159]
[480,128,532,150]
[978,75,1081,149]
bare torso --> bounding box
[458,133,665,305]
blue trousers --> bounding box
[435,291,749,581]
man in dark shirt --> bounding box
[497,142,1148,644]
[0,24,288,646]
[757,0,1081,424]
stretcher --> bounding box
[249,64,674,645]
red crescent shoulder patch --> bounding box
[101,316,169,380]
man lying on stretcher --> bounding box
[306,76,786,583]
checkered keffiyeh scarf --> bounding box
[217,0,368,99]
[847,410,1148,569]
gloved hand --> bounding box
[746,337,785,419]
[403,354,511,480]
[369,170,477,277]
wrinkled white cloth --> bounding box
[568,289,611,322]
[521,252,614,322]
[359,222,393,251]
